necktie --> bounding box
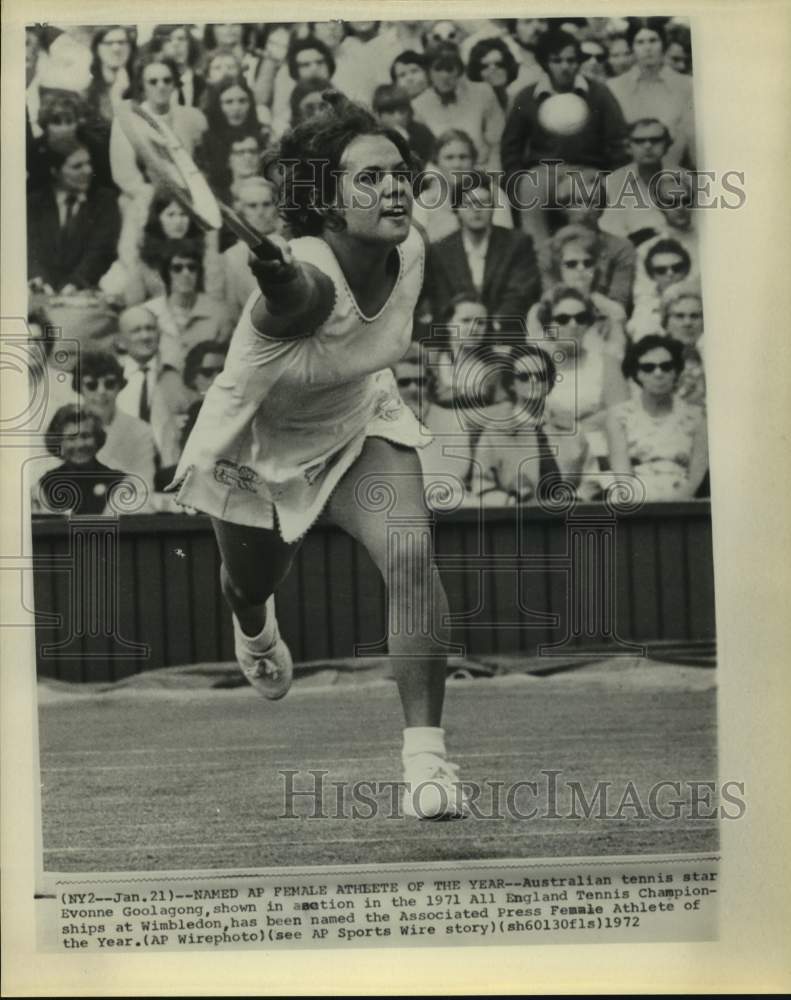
[138,365,150,422]
[62,193,78,229]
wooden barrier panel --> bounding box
[30,502,716,681]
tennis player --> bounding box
[172,95,468,820]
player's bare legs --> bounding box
[212,519,300,698]
[327,438,466,818]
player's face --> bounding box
[220,85,251,126]
[159,201,190,239]
[58,148,93,194]
[143,62,175,113]
[547,45,580,90]
[120,310,160,362]
[436,139,474,177]
[60,421,99,465]
[665,296,703,344]
[237,186,279,234]
[393,60,428,99]
[337,135,413,245]
[633,29,664,69]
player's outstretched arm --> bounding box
[249,234,335,340]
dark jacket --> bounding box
[501,77,628,180]
[27,186,121,291]
[425,225,541,336]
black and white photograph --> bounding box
[2,1,790,994]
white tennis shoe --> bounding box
[233,597,293,700]
[401,752,469,821]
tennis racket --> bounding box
[115,101,284,263]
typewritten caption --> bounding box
[41,856,718,950]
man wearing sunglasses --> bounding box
[73,350,157,500]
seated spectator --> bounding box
[110,54,207,275]
[428,294,507,411]
[73,350,157,496]
[144,240,232,372]
[600,118,679,242]
[660,281,705,407]
[221,177,281,323]
[543,173,636,312]
[27,138,121,294]
[413,129,513,243]
[579,38,610,83]
[466,37,519,111]
[348,20,425,106]
[422,20,467,55]
[534,285,630,482]
[309,20,364,101]
[501,27,629,246]
[372,84,435,166]
[529,224,626,357]
[629,237,692,338]
[100,190,210,306]
[271,36,336,136]
[82,25,136,131]
[606,34,634,77]
[246,24,292,108]
[390,50,430,101]
[149,24,206,108]
[180,340,229,448]
[197,75,271,195]
[28,89,113,193]
[115,305,191,473]
[472,343,563,505]
[34,405,130,515]
[502,19,548,96]
[665,22,692,74]
[412,44,505,172]
[289,79,332,126]
[606,334,708,500]
[202,23,266,93]
[26,305,80,428]
[607,17,695,167]
[203,49,244,89]
[425,171,540,339]
[110,54,207,201]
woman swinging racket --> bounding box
[172,93,468,820]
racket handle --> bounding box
[250,237,284,264]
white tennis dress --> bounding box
[171,227,429,542]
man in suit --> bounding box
[27,138,120,293]
[115,305,191,473]
[425,171,541,339]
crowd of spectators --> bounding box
[25,16,707,515]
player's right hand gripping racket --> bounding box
[116,101,284,264]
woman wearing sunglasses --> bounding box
[466,37,519,112]
[528,224,626,357]
[143,240,231,372]
[606,334,708,501]
[534,284,630,490]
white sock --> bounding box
[402,726,446,763]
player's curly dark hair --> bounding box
[263,90,419,238]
